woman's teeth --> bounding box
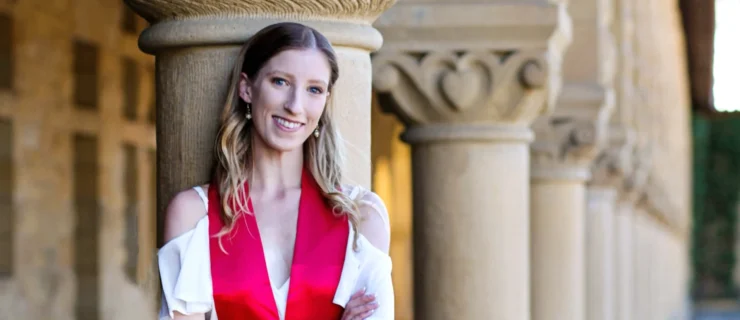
[276,117,301,129]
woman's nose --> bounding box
[283,88,303,114]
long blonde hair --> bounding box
[213,22,361,249]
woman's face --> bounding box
[240,49,332,153]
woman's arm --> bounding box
[355,190,391,253]
[163,187,209,243]
[161,188,210,320]
[366,264,394,320]
[356,190,394,319]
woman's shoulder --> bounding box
[343,185,391,254]
[163,184,210,244]
[158,184,214,318]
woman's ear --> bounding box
[238,73,252,104]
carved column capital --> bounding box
[589,124,636,187]
[530,83,615,180]
[530,0,617,181]
[371,1,572,138]
[620,145,652,203]
[373,50,549,127]
[124,0,397,53]
[125,0,396,23]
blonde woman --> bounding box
[157,22,393,320]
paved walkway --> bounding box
[694,300,740,320]
[694,310,740,320]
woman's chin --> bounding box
[263,137,305,154]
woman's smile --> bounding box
[273,115,305,132]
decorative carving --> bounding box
[372,50,551,126]
[520,61,547,89]
[124,0,393,54]
[530,83,615,173]
[589,124,636,187]
[620,145,652,203]
[635,176,685,235]
[124,0,397,23]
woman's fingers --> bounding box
[346,292,374,309]
[349,287,366,300]
[355,309,375,319]
[352,302,379,317]
[343,290,378,320]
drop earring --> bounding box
[245,103,252,120]
[314,126,320,138]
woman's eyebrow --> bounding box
[308,79,329,87]
[263,69,293,79]
[264,69,328,87]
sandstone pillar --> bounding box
[614,200,635,320]
[610,0,639,316]
[586,186,616,320]
[530,169,589,320]
[530,0,615,317]
[619,150,653,320]
[584,127,633,320]
[124,0,396,246]
[614,150,650,320]
[632,207,654,320]
[372,1,571,318]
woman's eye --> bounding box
[272,78,288,86]
[309,87,324,94]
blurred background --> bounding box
[0,0,738,319]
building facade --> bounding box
[0,0,692,319]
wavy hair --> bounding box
[213,22,361,250]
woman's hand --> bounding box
[341,288,379,320]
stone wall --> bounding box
[630,0,693,317]
[0,1,158,318]
[634,0,693,230]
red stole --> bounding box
[208,169,349,320]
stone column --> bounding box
[610,0,639,317]
[614,151,650,320]
[529,0,615,317]
[633,207,654,320]
[585,127,632,320]
[372,1,571,319]
[614,200,635,320]
[586,186,617,320]
[124,0,396,246]
[636,180,685,319]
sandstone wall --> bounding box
[635,0,693,231]
[0,1,158,318]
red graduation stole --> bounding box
[208,169,349,319]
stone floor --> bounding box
[694,300,740,320]
[694,311,740,320]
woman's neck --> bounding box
[249,137,304,194]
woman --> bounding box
[157,22,393,320]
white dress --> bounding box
[157,185,394,320]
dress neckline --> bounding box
[207,168,349,320]
[241,170,310,316]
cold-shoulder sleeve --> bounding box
[345,185,391,253]
[346,186,390,233]
[333,225,394,319]
[157,216,213,320]
[360,237,394,319]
